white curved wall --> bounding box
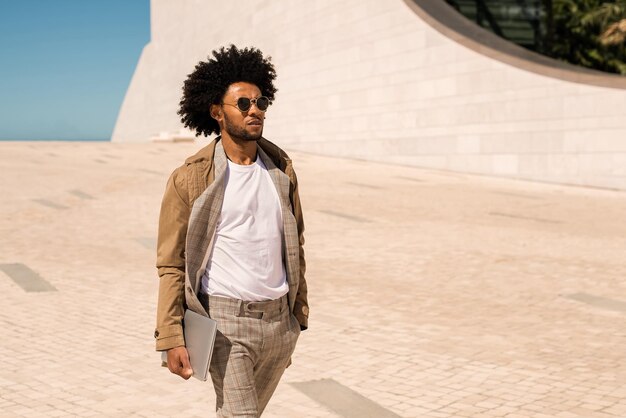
[113,0,626,190]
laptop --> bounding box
[161,309,218,381]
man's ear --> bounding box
[210,104,222,121]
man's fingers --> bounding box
[167,358,180,375]
[180,350,193,379]
[166,347,192,380]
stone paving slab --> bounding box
[0,263,57,292]
[0,141,625,417]
[291,379,402,417]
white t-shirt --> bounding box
[201,156,289,301]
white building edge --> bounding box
[113,0,626,191]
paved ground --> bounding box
[1,140,625,418]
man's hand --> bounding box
[166,346,193,380]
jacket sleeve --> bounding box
[154,166,189,351]
[291,168,309,330]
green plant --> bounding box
[548,0,626,74]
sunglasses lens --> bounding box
[256,96,269,111]
[237,97,251,111]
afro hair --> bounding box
[178,45,277,137]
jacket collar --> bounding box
[184,136,292,172]
[184,137,218,165]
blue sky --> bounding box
[0,0,150,140]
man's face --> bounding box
[217,82,265,142]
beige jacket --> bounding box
[154,137,308,351]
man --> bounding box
[154,45,309,417]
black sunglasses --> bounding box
[222,96,270,112]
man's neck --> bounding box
[221,134,258,165]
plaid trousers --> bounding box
[202,294,300,417]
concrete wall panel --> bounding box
[112,0,626,190]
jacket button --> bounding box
[302,306,309,316]
[154,330,160,338]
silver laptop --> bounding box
[161,309,218,381]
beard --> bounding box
[223,112,263,142]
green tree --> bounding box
[548,0,626,74]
